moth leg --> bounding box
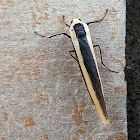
[35,31,47,37]
[49,33,71,38]
[63,15,70,27]
[86,9,108,25]
[93,45,119,73]
[35,31,71,39]
[69,50,78,62]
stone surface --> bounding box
[0,0,127,139]
[126,0,140,139]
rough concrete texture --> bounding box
[126,0,140,139]
[0,0,126,140]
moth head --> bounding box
[73,23,86,38]
[71,19,81,24]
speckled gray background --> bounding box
[0,0,127,140]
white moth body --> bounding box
[70,19,110,126]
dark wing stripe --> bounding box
[78,38,108,118]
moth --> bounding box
[35,9,117,126]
